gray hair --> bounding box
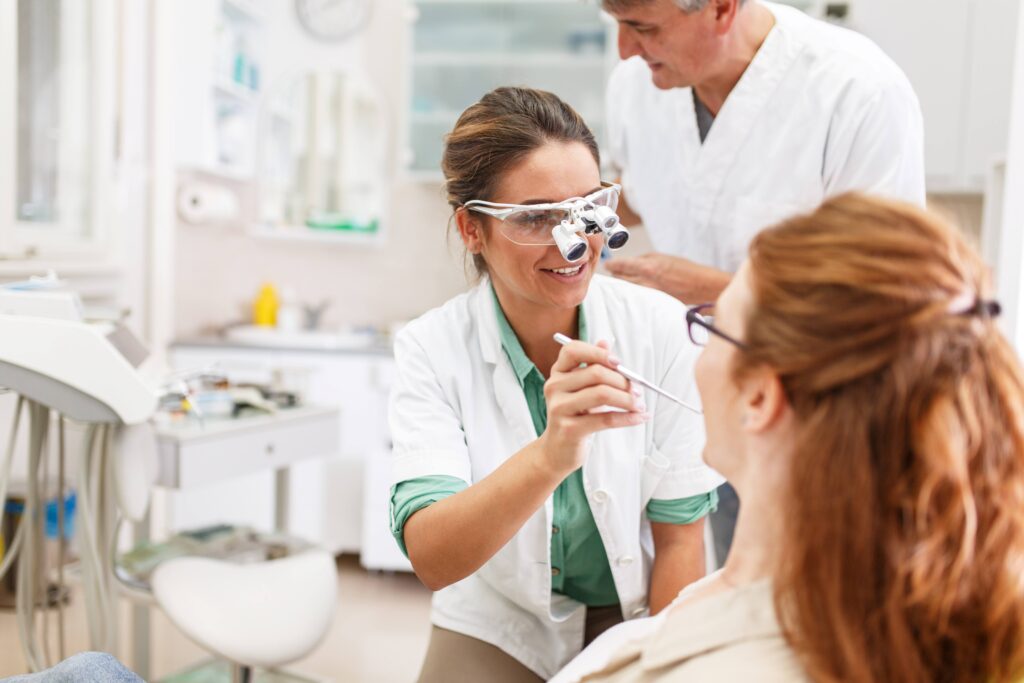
[603,0,748,13]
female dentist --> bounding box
[388,86,723,683]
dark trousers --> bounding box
[708,482,740,567]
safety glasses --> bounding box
[463,182,621,247]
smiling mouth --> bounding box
[541,262,586,280]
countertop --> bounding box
[172,335,394,357]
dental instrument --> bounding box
[553,333,702,414]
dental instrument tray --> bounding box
[116,524,316,590]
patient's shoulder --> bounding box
[646,637,807,681]
[564,580,809,682]
[646,580,807,681]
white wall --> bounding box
[167,0,1006,339]
[116,0,151,340]
[997,5,1024,348]
[172,0,470,339]
[850,0,1020,193]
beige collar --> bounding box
[640,578,782,671]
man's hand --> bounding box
[604,252,732,304]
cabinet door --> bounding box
[169,0,263,178]
[274,352,396,553]
[0,0,116,258]
[962,0,1021,187]
[0,2,14,246]
[361,448,413,572]
[406,0,615,179]
[852,0,971,190]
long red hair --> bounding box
[741,193,1024,682]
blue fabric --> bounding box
[2,652,144,682]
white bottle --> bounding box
[277,287,302,333]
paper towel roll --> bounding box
[177,182,240,224]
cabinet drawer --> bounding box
[157,410,339,489]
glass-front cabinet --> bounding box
[406,0,616,179]
[0,0,115,259]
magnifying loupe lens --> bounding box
[566,241,588,261]
[552,221,589,262]
[606,230,629,249]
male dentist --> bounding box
[601,0,925,559]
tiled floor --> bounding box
[0,556,433,682]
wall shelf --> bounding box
[213,77,260,104]
[187,163,255,183]
[248,225,386,248]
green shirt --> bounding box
[390,286,717,606]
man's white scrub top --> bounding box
[605,1,926,274]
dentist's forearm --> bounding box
[403,439,569,591]
[648,520,707,615]
[404,342,645,592]
[615,188,643,227]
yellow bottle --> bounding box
[253,283,279,327]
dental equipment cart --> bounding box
[153,405,339,531]
[130,405,340,680]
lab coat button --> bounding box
[551,567,561,577]
[593,489,609,503]
[631,606,647,617]
[616,555,634,567]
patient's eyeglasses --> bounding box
[686,303,748,350]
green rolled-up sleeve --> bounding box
[646,489,719,525]
[389,475,468,557]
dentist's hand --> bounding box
[538,339,648,476]
[404,339,644,591]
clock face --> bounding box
[295,0,371,42]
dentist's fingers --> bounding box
[545,363,632,397]
[551,339,620,374]
[549,383,643,417]
[539,337,649,475]
[566,410,650,434]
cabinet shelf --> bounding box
[213,77,260,104]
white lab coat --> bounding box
[606,1,926,274]
[389,275,723,679]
